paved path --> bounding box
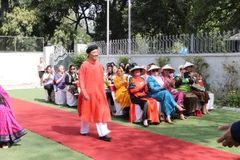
[215,106,240,112]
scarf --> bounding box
[174,65,183,77]
[152,75,164,87]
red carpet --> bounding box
[11,98,239,160]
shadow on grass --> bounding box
[34,98,77,109]
[34,98,46,103]
[10,143,22,148]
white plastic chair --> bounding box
[207,92,214,110]
[111,91,123,116]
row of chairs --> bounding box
[44,85,78,107]
[108,84,214,122]
[44,84,214,122]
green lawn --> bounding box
[4,88,240,157]
[0,131,91,160]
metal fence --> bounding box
[0,36,44,52]
[93,30,240,55]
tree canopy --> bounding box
[0,0,240,50]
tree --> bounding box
[1,7,37,36]
[28,0,71,45]
[92,0,128,40]
[190,0,240,32]
[131,0,191,37]
[0,0,9,19]
[30,0,96,48]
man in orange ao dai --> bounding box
[78,45,112,141]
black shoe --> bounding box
[99,135,112,142]
[81,133,89,136]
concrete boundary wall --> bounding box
[98,53,240,91]
[1,49,239,92]
[0,52,43,87]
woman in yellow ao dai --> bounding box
[114,67,130,109]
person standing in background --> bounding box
[37,57,45,86]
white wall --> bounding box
[0,52,43,86]
[1,50,239,92]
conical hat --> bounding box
[183,61,194,68]
[130,66,146,74]
[162,64,175,73]
[147,65,162,72]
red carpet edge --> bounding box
[11,98,240,160]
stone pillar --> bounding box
[74,44,88,54]
[43,46,55,66]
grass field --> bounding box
[1,88,239,159]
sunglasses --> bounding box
[152,69,159,72]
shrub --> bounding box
[70,54,87,68]
[117,56,129,65]
[226,89,240,108]
[222,60,239,91]
[155,56,170,67]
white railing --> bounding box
[92,30,240,55]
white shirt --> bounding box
[43,73,54,85]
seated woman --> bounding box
[54,65,66,90]
[54,65,66,105]
[197,73,214,111]
[147,65,186,124]
[43,65,54,102]
[161,64,185,108]
[191,72,210,114]
[0,85,27,149]
[65,65,79,107]
[124,63,132,77]
[104,68,115,115]
[128,66,160,127]
[105,64,114,84]
[114,67,131,117]
[174,62,200,115]
[112,65,118,81]
[183,62,210,114]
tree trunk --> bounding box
[0,0,9,18]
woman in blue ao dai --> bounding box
[147,65,185,124]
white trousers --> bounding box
[80,121,111,137]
